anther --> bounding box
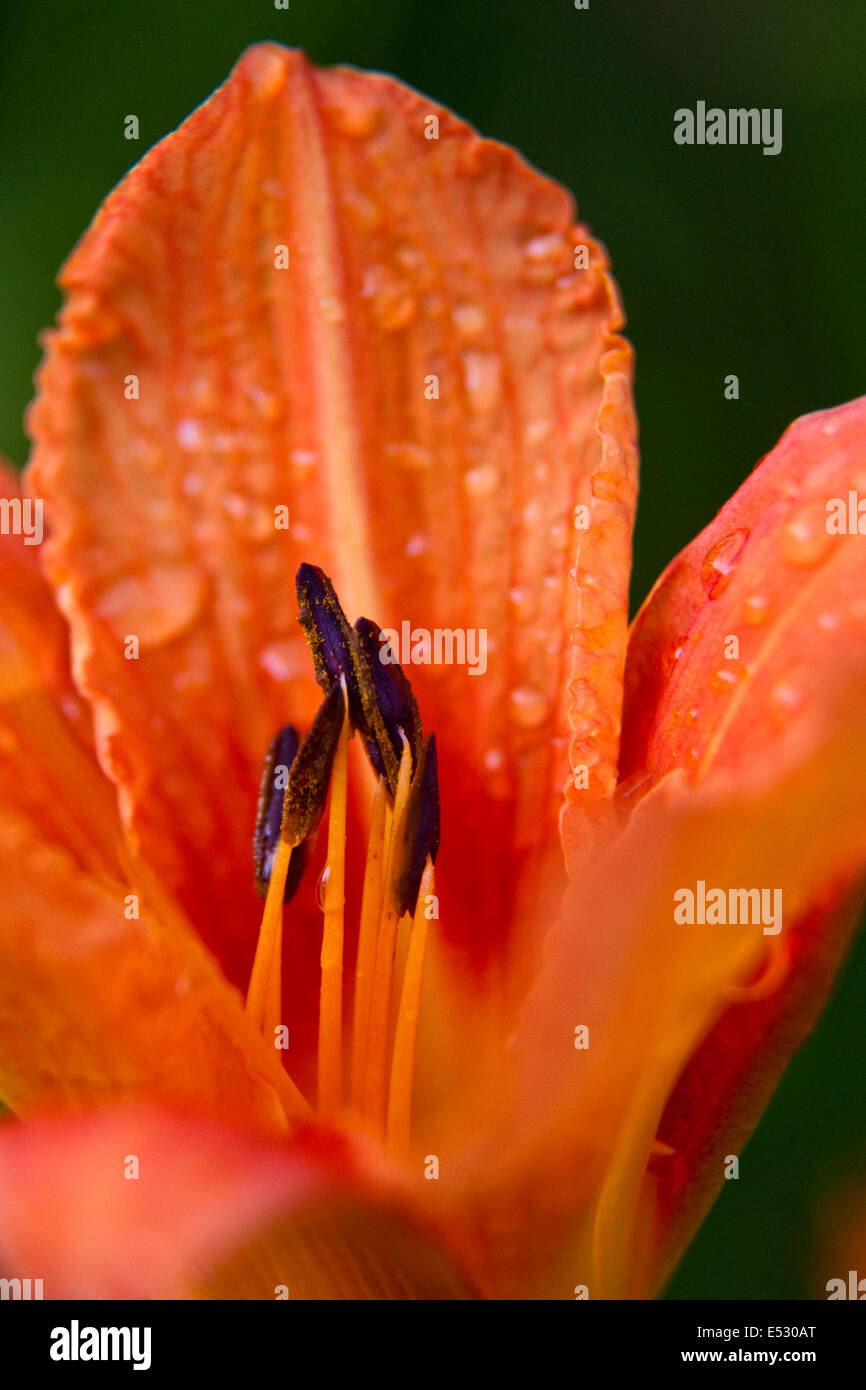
[253,724,308,902]
[391,733,440,917]
[250,563,440,1150]
[295,563,359,703]
[281,680,346,848]
[353,616,423,787]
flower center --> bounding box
[246,565,439,1159]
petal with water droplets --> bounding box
[619,394,866,1291]
[24,45,637,1059]
[621,395,866,789]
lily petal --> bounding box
[0,462,120,874]
[621,395,866,789]
[25,44,636,1010]
[0,1105,475,1299]
[617,396,866,1292]
[482,680,866,1297]
[0,803,297,1126]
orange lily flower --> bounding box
[1,43,865,1301]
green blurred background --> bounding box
[1,0,864,1299]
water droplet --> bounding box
[385,441,433,471]
[289,449,317,474]
[662,636,689,676]
[60,693,84,725]
[324,98,384,139]
[246,505,276,544]
[186,376,216,409]
[816,609,840,632]
[743,592,770,626]
[711,666,741,693]
[176,418,203,450]
[259,639,304,683]
[94,564,206,648]
[509,685,549,728]
[320,296,347,324]
[341,188,382,234]
[525,231,565,262]
[246,384,281,422]
[463,463,499,498]
[361,264,416,332]
[394,244,427,275]
[508,585,536,621]
[404,533,428,557]
[483,747,505,771]
[700,528,750,599]
[524,419,552,447]
[462,351,501,415]
[211,431,240,455]
[452,302,487,339]
[549,519,568,550]
[781,502,833,567]
[126,439,162,472]
[222,491,250,520]
[770,678,804,713]
[522,231,568,282]
[316,864,331,912]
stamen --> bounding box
[318,679,350,1115]
[391,733,440,917]
[295,564,400,793]
[350,776,389,1111]
[246,836,294,1039]
[281,681,346,846]
[247,683,344,1042]
[353,616,423,787]
[249,563,441,1149]
[386,857,435,1160]
[253,724,307,902]
[361,736,414,1132]
[295,563,359,705]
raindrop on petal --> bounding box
[781,502,833,568]
[509,685,549,728]
[700,528,750,599]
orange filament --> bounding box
[386,857,435,1160]
[247,835,294,1039]
[246,709,432,1148]
[317,684,350,1115]
[361,738,415,1133]
[350,777,388,1110]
